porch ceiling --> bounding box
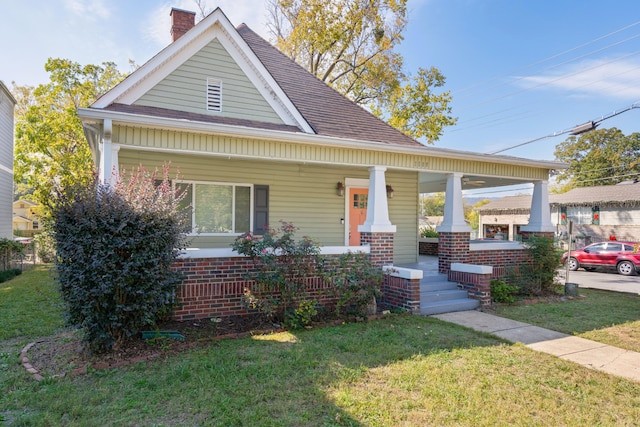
[419,172,532,193]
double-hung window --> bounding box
[179,181,252,235]
[176,181,268,235]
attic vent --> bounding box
[206,78,222,112]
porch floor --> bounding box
[398,255,439,276]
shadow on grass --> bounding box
[2,314,508,426]
[495,288,640,335]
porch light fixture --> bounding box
[386,185,394,199]
[336,181,344,196]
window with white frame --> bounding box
[179,182,252,235]
[567,206,592,225]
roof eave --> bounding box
[77,107,567,170]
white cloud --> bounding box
[64,0,111,19]
[519,57,640,100]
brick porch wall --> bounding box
[172,256,340,320]
[448,270,492,306]
[382,275,421,313]
[418,239,438,256]
[467,248,531,279]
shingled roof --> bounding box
[552,183,640,208]
[237,24,423,147]
[478,182,640,212]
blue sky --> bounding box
[2,0,640,167]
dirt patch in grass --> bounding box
[25,315,275,378]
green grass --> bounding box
[2,268,640,425]
[0,265,65,341]
[493,288,640,352]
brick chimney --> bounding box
[170,8,196,42]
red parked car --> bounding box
[562,241,640,276]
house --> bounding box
[477,182,640,244]
[78,7,564,318]
[0,81,16,239]
[12,199,40,237]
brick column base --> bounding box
[438,232,470,274]
[360,232,394,267]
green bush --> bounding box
[46,166,190,353]
[506,235,562,296]
[420,226,438,238]
[0,268,22,283]
[490,279,518,303]
[0,238,24,270]
[33,230,56,263]
[324,251,383,317]
[287,299,318,329]
[233,222,322,325]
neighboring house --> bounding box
[0,81,16,239]
[12,199,40,237]
[477,182,640,244]
[77,7,564,318]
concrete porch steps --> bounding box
[420,274,479,315]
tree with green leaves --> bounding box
[554,127,640,188]
[13,58,126,208]
[268,0,456,142]
[420,192,445,216]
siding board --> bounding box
[134,39,283,124]
[113,125,550,181]
[118,149,418,263]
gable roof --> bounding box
[88,7,421,148]
[91,8,313,133]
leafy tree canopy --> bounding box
[554,127,640,188]
[420,192,445,216]
[268,0,456,143]
[13,58,126,209]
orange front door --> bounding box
[349,188,368,245]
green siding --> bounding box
[112,125,551,181]
[118,149,419,264]
[134,39,284,124]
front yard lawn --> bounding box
[1,268,640,425]
[492,288,640,352]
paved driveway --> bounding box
[559,268,640,295]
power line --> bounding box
[488,101,640,155]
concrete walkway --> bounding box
[432,310,640,383]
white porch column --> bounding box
[98,119,119,185]
[521,180,554,232]
[437,173,471,233]
[358,166,396,233]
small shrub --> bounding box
[490,279,518,303]
[506,235,562,296]
[33,230,56,263]
[420,226,438,238]
[0,268,22,283]
[46,165,190,353]
[287,299,318,329]
[324,251,383,318]
[232,222,322,324]
[0,238,24,270]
